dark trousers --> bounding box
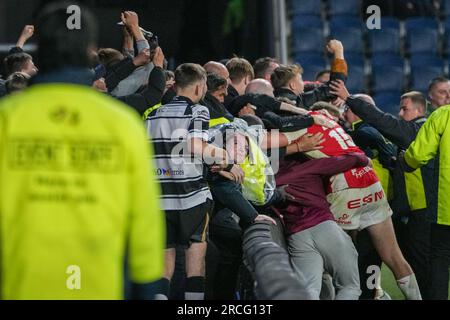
[207,208,243,300]
[355,228,382,299]
[429,223,450,300]
[394,209,431,299]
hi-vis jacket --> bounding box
[0,83,165,299]
[345,96,435,216]
[404,106,450,226]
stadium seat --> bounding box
[406,28,439,55]
[443,0,450,16]
[405,17,439,31]
[329,15,364,30]
[328,0,361,16]
[291,14,322,30]
[329,28,364,53]
[344,52,365,68]
[368,28,400,54]
[293,53,326,81]
[379,17,400,31]
[291,0,322,15]
[373,92,401,116]
[292,28,324,53]
[346,65,365,93]
[371,53,404,68]
[372,66,404,94]
[411,66,445,93]
[302,64,327,82]
[410,53,444,68]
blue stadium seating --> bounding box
[371,53,404,68]
[346,65,365,93]
[410,53,444,68]
[302,64,328,82]
[405,17,439,31]
[411,66,445,93]
[368,28,400,54]
[329,28,364,53]
[292,28,324,53]
[444,17,450,32]
[329,0,360,16]
[379,17,400,31]
[344,52,365,68]
[294,52,326,68]
[291,0,322,15]
[329,15,364,30]
[372,66,404,94]
[406,28,439,54]
[293,53,326,81]
[291,14,323,30]
[443,0,450,16]
[373,92,401,116]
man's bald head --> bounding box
[354,93,375,106]
[245,79,274,97]
[203,61,229,80]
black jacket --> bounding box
[350,121,397,168]
[346,95,437,217]
[202,92,234,123]
[117,66,165,115]
[104,57,138,93]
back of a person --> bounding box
[146,96,210,211]
[0,84,153,299]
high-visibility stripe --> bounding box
[142,103,162,120]
[209,117,230,128]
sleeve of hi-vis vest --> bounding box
[126,116,165,284]
[404,108,449,169]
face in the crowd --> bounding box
[429,81,450,108]
[290,73,304,95]
[211,84,228,103]
[22,58,38,77]
[265,62,280,81]
[226,133,249,164]
[399,98,423,121]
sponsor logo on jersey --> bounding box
[347,190,385,209]
[156,168,185,177]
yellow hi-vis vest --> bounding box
[240,137,275,206]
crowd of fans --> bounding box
[0,2,449,300]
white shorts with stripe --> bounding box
[327,180,393,231]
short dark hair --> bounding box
[401,91,427,113]
[206,73,227,92]
[271,64,303,90]
[226,58,254,83]
[164,70,175,81]
[97,48,124,69]
[174,63,206,89]
[315,69,331,81]
[5,72,30,94]
[3,53,33,76]
[428,76,450,93]
[35,2,98,73]
[253,57,278,79]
